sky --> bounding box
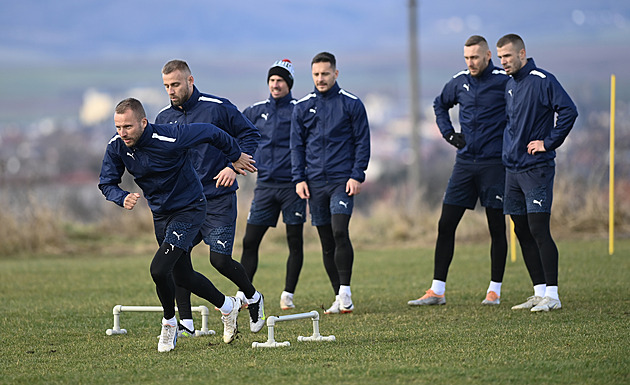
[0,0,628,125]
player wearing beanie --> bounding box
[240,59,305,311]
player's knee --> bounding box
[210,252,232,272]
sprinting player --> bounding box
[496,34,578,312]
[155,60,266,334]
[291,52,371,314]
[408,35,509,307]
[239,59,306,310]
[99,98,256,350]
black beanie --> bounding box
[267,59,295,90]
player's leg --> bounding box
[477,162,507,305]
[483,208,507,305]
[329,185,356,313]
[522,166,561,311]
[279,187,307,309]
[409,161,474,306]
[204,193,266,332]
[240,224,269,281]
[240,185,278,282]
[151,210,202,352]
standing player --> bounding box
[99,98,255,350]
[408,35,509,307]
[291,52,371,314]
[155,60,266,334]
[239,59,306,310]
[496,34,577,312]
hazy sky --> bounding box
[0,0,628,124]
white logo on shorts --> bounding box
[495,195,503,202]
[295,212,303,218]
[338,201,348,208]
[172,231,183,240]
[533,199,543,207]
[217,240,228,248]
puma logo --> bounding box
[217,240,228,248]
[126,152,135,160]
[172,231,183,240]
[295,212,303,218]
[338,201,348,208]
[261,113,269,121]
[508,89,513,97]
[533,199,543,207]
[309,108,317,114]
[463,84,469,91]
[495,195,503,202]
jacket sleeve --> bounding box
[98,145,130,208]
[223,103,261,156]
[290,106,307,184]
[433,80,458,137]
[180,123,243,163]
[350,101,371,183]
[542,76,578,152]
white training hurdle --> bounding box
[252,310,335,348]
[105,305,215,336]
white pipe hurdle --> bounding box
[106,305,215,336]
[252,310,335,348]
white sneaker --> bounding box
[324,295,340,314]
[221,296,241,343]
[280,292,295,310]
[157,323,178,352]
[248,293,266,333]
[339,292,354,314]
[511,295,543,310]
[235,291,248,308]
[531,296,562,312]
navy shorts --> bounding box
[197,193,237,255]
[247,185,307,227]
[153,200,205,251]
[504,165,555,215]
[308,181,354,226]
[443,160,505,210]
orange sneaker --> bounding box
[482,291,500,305]
[407,289,446,306]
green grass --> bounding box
[1,238,629,384]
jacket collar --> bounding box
[513,58,536,81]
[269,91,294,107]
[314,82,340,99]
[175,85,201,112]
[134,122,154,148]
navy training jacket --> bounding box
[155,86,260,198]
[291,82,371,184]
[242,92,296,186]
[434,60,509,162]
[99,122,242,215]
[503,58,578,171]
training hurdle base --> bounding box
[106,305,215,336]
[252,310,335,348]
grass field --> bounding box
[1,237,628,384]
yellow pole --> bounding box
[609,74,616,255]
[510,218,516,262]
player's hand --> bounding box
[346,178,362,196]
[444,132,466,149]
[296,181,310,199]
[213,167,237,188]
[124,193,140,210]
[527,140,546,155]
[232,152,257,175]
